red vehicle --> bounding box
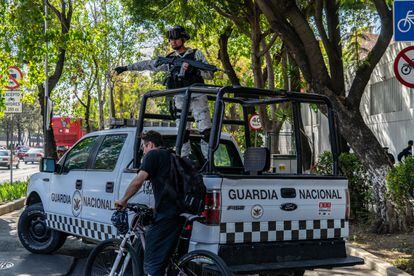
[51,117,85,157]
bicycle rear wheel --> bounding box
[84,238,140,276]
[176,250,231,276]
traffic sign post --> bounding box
[249,114,262,147]
[4,90,23,113]
[394,0,414,41]
[393,46,414,88]
[1,67,23,186]
[4,66,23,90]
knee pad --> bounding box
[201,128,211,143]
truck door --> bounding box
[81,134,128,240]
[46,136,99,233]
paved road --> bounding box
[0,209,383,275]
[0,162,39,184]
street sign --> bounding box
[249,114,262,130]
[393,46,414,88]
[394,0,414,41]
[3,66,23,90]
[4,90,22,113]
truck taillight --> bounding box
[345,188,350,220]
[202,191,221,225]
[36,154,42,157]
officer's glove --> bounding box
[114,66,128,75]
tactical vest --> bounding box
[165,49,205,89]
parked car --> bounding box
[17,146,30,160]
[23,148,44,164]
[0,150,20,169]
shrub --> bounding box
[386,156,414,207]
[314,152,372,219]
[0,180,28,204]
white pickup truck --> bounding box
[18,85,363,275]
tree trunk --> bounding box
[332,97,400,232]
[97,75,105,130]
[218,26,241,132]
[85,91,92,133]
[38,84,58,159]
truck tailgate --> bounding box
[220,177,348,244]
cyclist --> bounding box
[115,130,182,276]
[113,25,214,159]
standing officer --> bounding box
[114,26,214,159]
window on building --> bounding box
[370,77,403,115]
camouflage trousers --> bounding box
[174,93,212,158]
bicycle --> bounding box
[401,58,414,75]
[398,10,414,33]
[84,203,231,276]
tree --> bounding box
[256,0,401,232]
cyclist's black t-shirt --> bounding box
[139,148,177,220]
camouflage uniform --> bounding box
[127,48,213,158]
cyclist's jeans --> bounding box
[144,216,182,275]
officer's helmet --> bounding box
[167,25,190,40]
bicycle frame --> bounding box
[109,213,146,276]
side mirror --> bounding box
[40,158,57,173]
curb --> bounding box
[347,243,411,276]
[0,198,25,216]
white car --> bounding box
[24,148,44,164]
[0,150,20,169]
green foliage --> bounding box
[314,151,372,219]
[393,255,414,275]
[0,179,28,203]
[386,157,414,207]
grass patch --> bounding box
[0,180,28,204]
[393,255,414,274]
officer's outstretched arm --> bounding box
[128,60,169,72]
[117,170,149,206]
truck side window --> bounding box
[63,136,98,172]
[93,134,127,171]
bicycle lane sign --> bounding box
[394,46,414,88]
[394,0,414,41]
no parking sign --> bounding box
[394,46,414,88]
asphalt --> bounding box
[0,209,93,276]
[0,209,391,276]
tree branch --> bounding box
[257,0,313,84]
[324,0,345,95]
[347,0,392,108]
[258,32,278,57]
[218,26,241,86]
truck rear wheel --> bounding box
[18,203,67,254]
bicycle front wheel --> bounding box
[84,238,140,276]
[176,250,231,276]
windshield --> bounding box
[0,151,9,156]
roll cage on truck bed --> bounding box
[132,84,363,274]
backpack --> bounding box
[169,154,206,215]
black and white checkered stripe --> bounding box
[46,213,117,241]
[220,219,348,244]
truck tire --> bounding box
[18,203,67,254]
